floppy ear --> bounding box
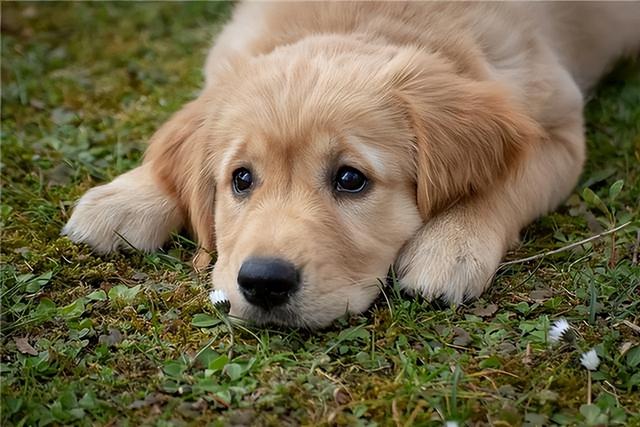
[383,49,543,217]
[144,97,216,267]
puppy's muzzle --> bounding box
[237,257,300,310]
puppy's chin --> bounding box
[231,303,310,329]
[226,288,380,329]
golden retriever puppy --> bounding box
[63,3,640,328]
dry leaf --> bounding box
[131,271,148,281]
[453,327,472,346]
[14,337,38,356]
[98,328,124,347]
[530,289,552,301]
[497,342,517,355]
[470,303,498,318]
[620,341,634,356]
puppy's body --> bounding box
[63,3,640,327]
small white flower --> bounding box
[549,318,571,343]
[209,289,229,306]
[580,349,600,371]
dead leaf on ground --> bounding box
[131,271,148,281]
[14,337,38,356]
[98,328,124,347]
[453,327,472,347]
[497,342,517,355]
[470,303,498,318]
[529,288,552,302]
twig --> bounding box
[467,368,520,379]
[608,228,617,268]
[392,399,401,427]
[621,319,640,334]
[500,221,632,267]
[377,277,394,319]
[405,400,426,427]
[222,314,236,361]
[632,230,639,266]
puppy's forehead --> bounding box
[222,131,333,165]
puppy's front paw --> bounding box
[62,165,183,254]
[395,210,506,304]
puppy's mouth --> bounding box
[236,301,309,328]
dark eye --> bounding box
[232,168,253,194]
[335,166,367,193]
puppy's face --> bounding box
[206,49,423,327]
[174,42,534,327]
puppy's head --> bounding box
[149,41,538,328]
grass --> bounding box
[1,3,639,426]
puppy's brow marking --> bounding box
[220,139,246,172]
[346,137,387,176]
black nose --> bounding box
[237,257,300,310]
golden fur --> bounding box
[63,2,640,327]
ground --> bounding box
[1,3,639,426]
